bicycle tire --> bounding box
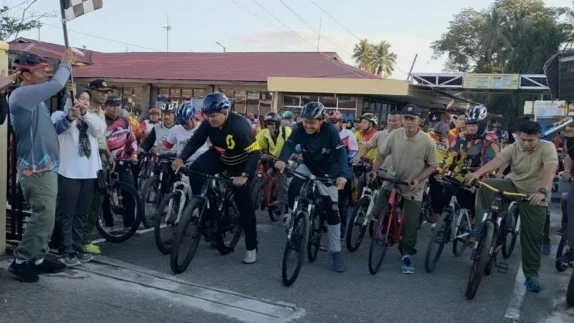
[567,269,574,306]
[501,210,518,259]
[170,198,205,274]
[96,181,144,243]
[282,211,310,287]
[368,204,390,275]
[452,211,471,257]
[141,175,161,228]
[346,197,370,252]
[307,211,321,263]
[424,218,450,273]
[215,198,243,255]
[154,191,183,254]
[251,177,264,211]
[466,221,495,300]
[267,183,281,222]
[556,234,569,272]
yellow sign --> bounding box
[463,73,519,90]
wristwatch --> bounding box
[538,188,548,195]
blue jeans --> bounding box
[102,162,135,228]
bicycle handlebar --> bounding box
[285,168,336,184]
[476,181,529,199]
[377,175,410,187]
[177,168,233,183]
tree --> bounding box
[352,39,373,71]
[371,41,397,78]
[0,0,53,42]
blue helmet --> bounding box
[282,110,294,120]
[201,92,230,114]
[176,102,199,124]
[300,101,325,120]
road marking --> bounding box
[504,264,526,321]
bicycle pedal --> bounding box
[497,262,509,273]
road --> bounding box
[1,206,573,323]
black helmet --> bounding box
[158,97,177,113]
[264,112,281,125]
[12,53,50,72]
[300,101,325,120]
[465,105,488,137]
[105,95,122,107]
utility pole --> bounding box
[317,17,322,51]
[37,27,41,41]
[162,15,172,52]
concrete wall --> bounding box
[0,41,8,254]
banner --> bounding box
[463,73,519,90]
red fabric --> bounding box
[106,118,138,161]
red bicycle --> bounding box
[253,157,282,222]
[368,175,410,274]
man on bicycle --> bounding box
[465,120,558,293]
[352,110,401,167]
[140,97,177,153]
[256,112,292,225]
[368,104,439,274]
[162,102,209,164]
[173,93,261,264]
[355,113,379,164]
[274,102,349,273]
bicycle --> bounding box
[281,169,335,287]
[346,163,380,252]
[465,181,530,300]
[170,168,243,274]
[154,168,194,254]
[254,156,283,222]
[424,175,474,273]
[140,153,178,228]
[368,175,410,275]
[96,161,145,243]
[137,151,158,195]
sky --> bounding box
[3,0,573,80]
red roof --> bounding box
[8,38,379,82]
[8,38,96,65]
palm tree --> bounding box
[371,41,397,77]
[352,39,373,71]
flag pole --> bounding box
[58,0,74,101]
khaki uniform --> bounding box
[370,129,439,255]
[474,140,558,277]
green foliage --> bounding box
[0,3,44,42]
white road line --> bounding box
[504,264,526,321]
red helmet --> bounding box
[326,110,343,122]
[149,108,161,115]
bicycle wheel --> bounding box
[154,191,183,254]
[368,205,390,275]
[465,221,495,300]
[419,188,431,225]
[267,182,281,222]
[282,210,310,287]
[170,198,206,274]
[567,269,574,306]
[346,197,370,252]
[501,208,518,259]
[251,177,263,211]
[215,198,243,254]
[307,211,322,262]
[424,216,451,273]
[555,234,569,272]
[141,175,161,228]
[96,181,143,243]
[452,211,471,257]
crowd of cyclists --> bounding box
[2,48,572,302]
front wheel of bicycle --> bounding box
[466,221,494,300]
[424,217,451,273]
[346,197,370,252]
[141,175,161,228]
[96,181,144,243]
[501,209,518,259]
[281,210,310,287]
[170,198,206,274]
[154,191,184,254]
[452,212,471,257]
[307,211,322,263]
[214,198,243,255]
[368,205,390,275]
[556,233,570,272]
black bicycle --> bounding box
[170,168,243,274]
[96,161,145,243]
[140,153,178,228]
[281,169,335,287]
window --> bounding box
[338,96,357,110]
[193,89,205,98]
[246,91,260,115]
[159,88,169,96]
[170,89,181,97]
[283,94,300,107]
[319,95,336,108]
[181,89,193,100]
[300,95,319,105]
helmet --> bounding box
[361,113,378,126]
[149,108,161,115]
[12,53,51,72]
[202,92,230,114]
[263,112,281,125]
[105,95,122,106]
[158,97,177,113]
[326,110,343,123]
[433,122,449,135]
[176,102,200,124]
[282,110,294,120]
[465,104,488,137]
[300,101,325,120]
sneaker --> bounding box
[331,252,346,273]
[542,244,551,256]
[560,248,574,264]
[524,276,541,293]
[35,258,67,274]
[83,243,101,256]
[242,249,257,264]
[9,260,39,283]
[400,255,414,274]
[77,252,94,263]
[60,253,81,267]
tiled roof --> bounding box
[8,38,96,65]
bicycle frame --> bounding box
[381,187,404,245]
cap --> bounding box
[401,104,422,117]
[89,79,114,92]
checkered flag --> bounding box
[61,0,103,21]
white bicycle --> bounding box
[154,167,194,254]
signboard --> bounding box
[533,100,566,120]
[463,73,519,90]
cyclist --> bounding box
[256,111,292,225]
[173,93,261,264]
[353,110,401,166]
[448,113,466,147]
[465,120,558,293]
[368,104,439,274]
[355,113,379,164]
[559,126,574,262]
[140,107,161,137]
[326,110,358,238]
[161,102,209,164]
[274,102,349,273]
[139,98,177,153]
[281,110,295,127]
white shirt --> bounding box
[165,124,209,163]
[51,110,106,179]
[339,128,359,153]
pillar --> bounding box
[0,41,9,254]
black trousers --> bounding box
[188,149,258,251]
[429,177,475,216]
[338,179,352,235]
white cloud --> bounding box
[233,29,447,80]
